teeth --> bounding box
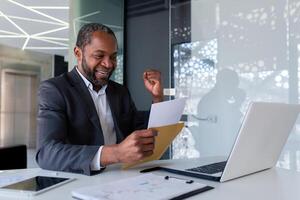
[96,70,108,73]
[96,71,109,76]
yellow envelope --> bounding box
[122,122,184,169]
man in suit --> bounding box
[36,23,163,175]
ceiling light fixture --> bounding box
[7,0,68,25]
[32,37,68,47]
[32,26,68,37]
[0,0,69,53]
[0,35,25,38]
[0,29,23,35]
[4,15,67,26]
[28,6,69,10]
[25,47,68,50]
[0,10,28,36]
[22,37,30,50]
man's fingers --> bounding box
[144,70,161,80]
[136,129,157,138]
[144,69,160,73]
[146,79,159,86]
[142,144,155,152]
[145,74,161,81]
[143,150,153,157]
[140,137,155,145]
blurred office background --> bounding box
[0,0,300,171]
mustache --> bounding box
[94,67,112,73]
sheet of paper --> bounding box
[72,173,210,200]
[148,98,186,128]
[123,123,184,169]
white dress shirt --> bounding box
[76,67,116,170]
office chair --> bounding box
[0,144,27,170]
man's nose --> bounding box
[101,57,114,68]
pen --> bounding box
[164,175,194,184]
[169,186,214,200]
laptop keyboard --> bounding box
[186,161,227,174]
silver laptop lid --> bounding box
[220,102,300,182]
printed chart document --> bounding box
[71,173,213,200]
[123,98,186,169]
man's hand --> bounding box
[143,69,163,103]
[101,129,157,165]
[115,129,157,163]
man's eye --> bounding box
[94,55,104,59]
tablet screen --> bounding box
[1,176,70,192]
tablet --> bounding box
[0,176,74,196]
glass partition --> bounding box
[171,0,300,171]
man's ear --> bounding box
[74,46,82,63]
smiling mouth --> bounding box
[95,69,110,78]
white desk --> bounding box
[0,159,300,200]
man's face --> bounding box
[75,31,117,90]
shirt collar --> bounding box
[76,66,107,94]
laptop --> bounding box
[142,102,300,182]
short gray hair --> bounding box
[76,23,117,50]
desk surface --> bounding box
[0,159,299,200]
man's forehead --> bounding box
[92,49,117,55]
[91,31,117,43]
[84,31,117,52]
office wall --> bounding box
[0,44,53,81]
[0,44,53,148]
[126,10,170,110]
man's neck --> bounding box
[75,66,107,93]
[93,85,102,92]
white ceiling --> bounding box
[0,0,69,57]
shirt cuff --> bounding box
[90,146,105,171]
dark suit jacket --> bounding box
[36,68,148,175]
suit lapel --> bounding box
[67,68,104,142]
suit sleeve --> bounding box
[36,81,100,175]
